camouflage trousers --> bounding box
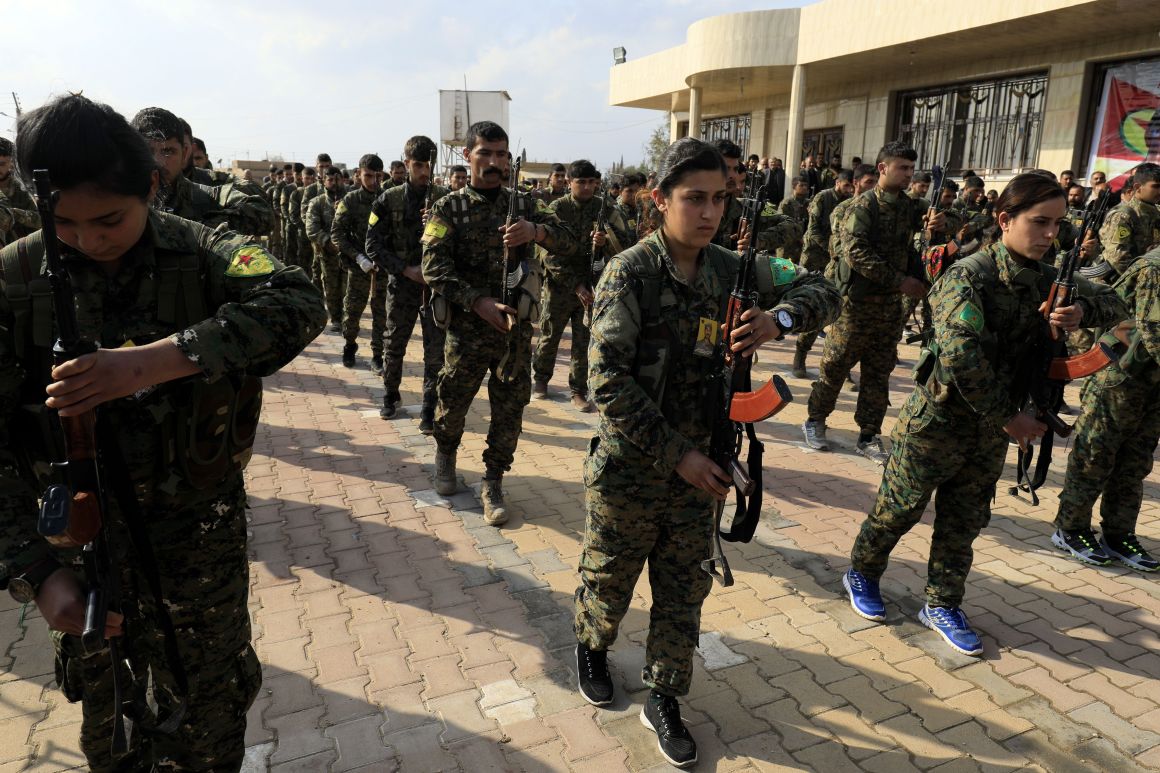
[1055,366,1160,536]
[382,274,445,410]
[52,483,260,772]
[849,389,1005,608]
[434,311,532,475]
[269,218,283,257]
[574,438,715,697]
[315,248,346,325]
[342,267,387,358]
[532,278,589,396]
[807,295,905,435]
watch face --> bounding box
[8,577,35,604]
[777,310,794,330]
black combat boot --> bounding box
[418,403,435,435]
[379,397,397,420]
[342,343,357,368]
[370,355,384,376]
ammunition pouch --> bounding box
[158,375,262,493]
[513,261,541,322]
[430,294,452,330]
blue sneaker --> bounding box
[919,604,983,656]
[843,570,885,622]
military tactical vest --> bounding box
[1,232,261,497]
[617,239,735,407]
[1100,253,1160,382]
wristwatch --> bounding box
[7,557,60,604]
[775,308,796,333]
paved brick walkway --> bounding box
[3,316,1159,772]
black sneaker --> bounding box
[575,642,613,706]
[379,399,397,420]
[370,356,384,376]
[1101,533,1159,572]
[1051,528,1112,566]
[640,690,697,768]
[341,343,357,368]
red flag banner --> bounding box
[1086,58,1160,189]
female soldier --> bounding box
[843,173,1127,656]
[0,95,325,770]
[572,138,840,768]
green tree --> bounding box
[642,122,669,174]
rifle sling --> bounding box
[99,427,189,736]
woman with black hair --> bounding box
[571,137,840,767]
[0,94,325,771]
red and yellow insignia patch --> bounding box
[226,246,276,277]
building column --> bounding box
[669,92,681,141]
[689,86,703,140]
[785,64,806,199]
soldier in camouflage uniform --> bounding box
[843,174,1126,656]
[421,121,576,527]
[777,175,810,263]
[266,165,285,256]
[1052,247,1160,572]
[1090,163,1160,280]
[365,135,448,430]
[792,169,854,377]
[531,159,631,411]
[950,175,994,248]
[0,94,325,773]
[305,167,347,329]
[572,138,840,767]
[802,143,945,464]
[533,163,568,205]
[331,154,386,370]
[279,163,302,265]
[0,138,40,244]
[298,154,331,289]
[130,108,273,236]
[286,166,315,273]
[614,172,644,248]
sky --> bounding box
[2,0,811,173]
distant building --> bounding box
[609,0,1159,189]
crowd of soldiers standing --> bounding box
[1,95,1158,770]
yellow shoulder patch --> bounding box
[762,202,776,217]
[421,216,450,246]
[225,246,276,278]
[1116,225,1131,242]
[368,212,379,227]
[335,201,347,216]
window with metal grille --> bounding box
[896,73,1048,176]
[700,114,752,150]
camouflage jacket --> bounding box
[421,185,576,311]
[1104,249,1160,382]
[298,181,323,224]
[587,229,841,477]
[0,193,12,246]
[279,184,298,223]
[950,198,994,244]
[365,182,449,274]
[288,186,306,229]
[158,174,273,236]
[189,167,234,186]
[777,195,809,262]
[838,186,929,294]
[544,194,631,289]
[712,194,746,250]
[614,200,641,247]
[305,189,344,254]
[533,187,567,206]
[0,177,40,242]
[330,186,380,268]
[1097,198,1160,278]
[923,241,1126,424]
[803,188,849,272]
[0,210,325,574]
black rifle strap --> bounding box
[99,429,189,735]
[1008,429,1055,507]
[721,367,765,545]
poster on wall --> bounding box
[1087,58,1160,189]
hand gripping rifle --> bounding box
[31,170,131,753]
[496,156,529,383]
[1009,192,1116,505]
[583,188,623,327]
[33,170,188,753]
[702,169,794,587]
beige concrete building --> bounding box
[610,0,1160,187]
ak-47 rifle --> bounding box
[1009,190,1116,505]
[582,187,624,327]
[496,156,530,384]
[33,170,188,753]
[31,170,130,753]
[702,169,794,587]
